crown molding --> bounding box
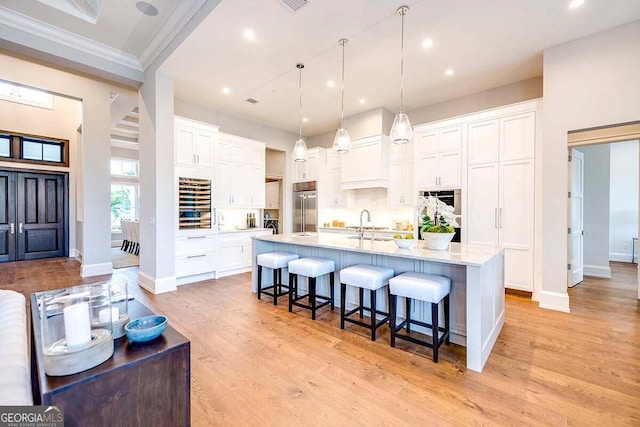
[0,6,143,81]
[139,0,209,70]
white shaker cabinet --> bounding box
[466,109,536,292]
[388,141,414,207]
[415,125,463,190]
[323,150,352,208]
[174,116,217,168]
[217,230,272,278]
[294,148,322,182]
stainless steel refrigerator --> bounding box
[293,181,318,233]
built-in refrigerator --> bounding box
[292,181,318,233]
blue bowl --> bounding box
[124,315,167,342]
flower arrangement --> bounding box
[415,195,459,235]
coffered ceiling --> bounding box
[1,0,639,136]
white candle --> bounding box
[98,307,119,324]
[63,302,91,348]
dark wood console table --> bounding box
[30,295,190,426]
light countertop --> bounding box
[254,232,503,267]
[219,228,271,234]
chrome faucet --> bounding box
[359,209,371,240]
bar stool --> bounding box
[256,252,299,305]
[389,272,451,362]
[339,264,394,341]
[288,257,335,320]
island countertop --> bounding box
[253,232,503,267]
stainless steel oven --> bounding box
[418,189,462,242]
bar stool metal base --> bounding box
[288,272,335,320]
[340,284,391,341]
[390,294,450,362]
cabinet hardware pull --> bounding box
[187,254,207,259]
[494,208,498,228]
[187,236,207,239]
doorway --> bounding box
[0,169,67,261]
[567,121,640,298]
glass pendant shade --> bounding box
[390,112,413,145]
[333,127,351,154]
[293,137,308,162]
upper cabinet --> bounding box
[293,148,323,182]
[323,149,353,208]
[468,112,535,165]
[215,133,266,208]
[414,125,463,190]
[340,135,390,189]
[174,116,218,169]
[388,141,414,207]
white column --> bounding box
[138,70,176,293]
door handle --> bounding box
[10,223,14,234]
[18,223,23,234]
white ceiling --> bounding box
[1,0,640,136]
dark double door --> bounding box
[0,170,66,262]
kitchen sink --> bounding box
[343,235,394,241]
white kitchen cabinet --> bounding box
[466,110,536,292]
[322,150,352,208]
[294,147,323,182]
[265,181,280,209]
[174,116,217,168]
[415,126,463,191]
[217,230,272,278]
[215,133,266,208]
[340,135,390,189]
[174,234,217,284]
[388,141,414,207]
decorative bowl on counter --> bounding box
[124,315,167,343]
[393,238,414,249]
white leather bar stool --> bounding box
[288,258,335,320]
[389,272,451,362]
[256,252,299,305]
[339,264,394,341]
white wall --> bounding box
[576,145,611,277]
[174,99,297,232]
[307,107,394,149]
[609,140,639,262]
[542,20,640,311]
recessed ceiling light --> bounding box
[302,117,309,123]
[327,80,335,88]
[136,1,158,16]
[422,38,433,49]
[445,68,455,77]
[569,0,584,8]
[244,29,255,41]
[359,98,366,104]
[222,87,231,94]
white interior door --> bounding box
[569,149,584,287]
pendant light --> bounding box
[292,63,308,162]
[333,38,351,154]
[389,5,413,145]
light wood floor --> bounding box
[4,259,639,425]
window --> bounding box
[0,134,10,158]
[0,81,54,109]
[22,137,64,162]
[111,183,139,232]
[111,158,140,233]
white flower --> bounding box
[415,195,459,227]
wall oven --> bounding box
[418,189,462,242]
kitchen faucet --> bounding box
[359,209,371,240]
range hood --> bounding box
[340,134,390,190]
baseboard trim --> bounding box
[539,290,570,313]
[583,264,612,278]
[138,271,177,294]
[176,272,215,286]
[81,262,113,277]
[70,249,81,258]
[609,252,632,263]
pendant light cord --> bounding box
[298,65,303,139]
[400,8,405,113]
[340,40,346,128]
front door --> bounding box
[0,170,66,262]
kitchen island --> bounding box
[252,232,505,372]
